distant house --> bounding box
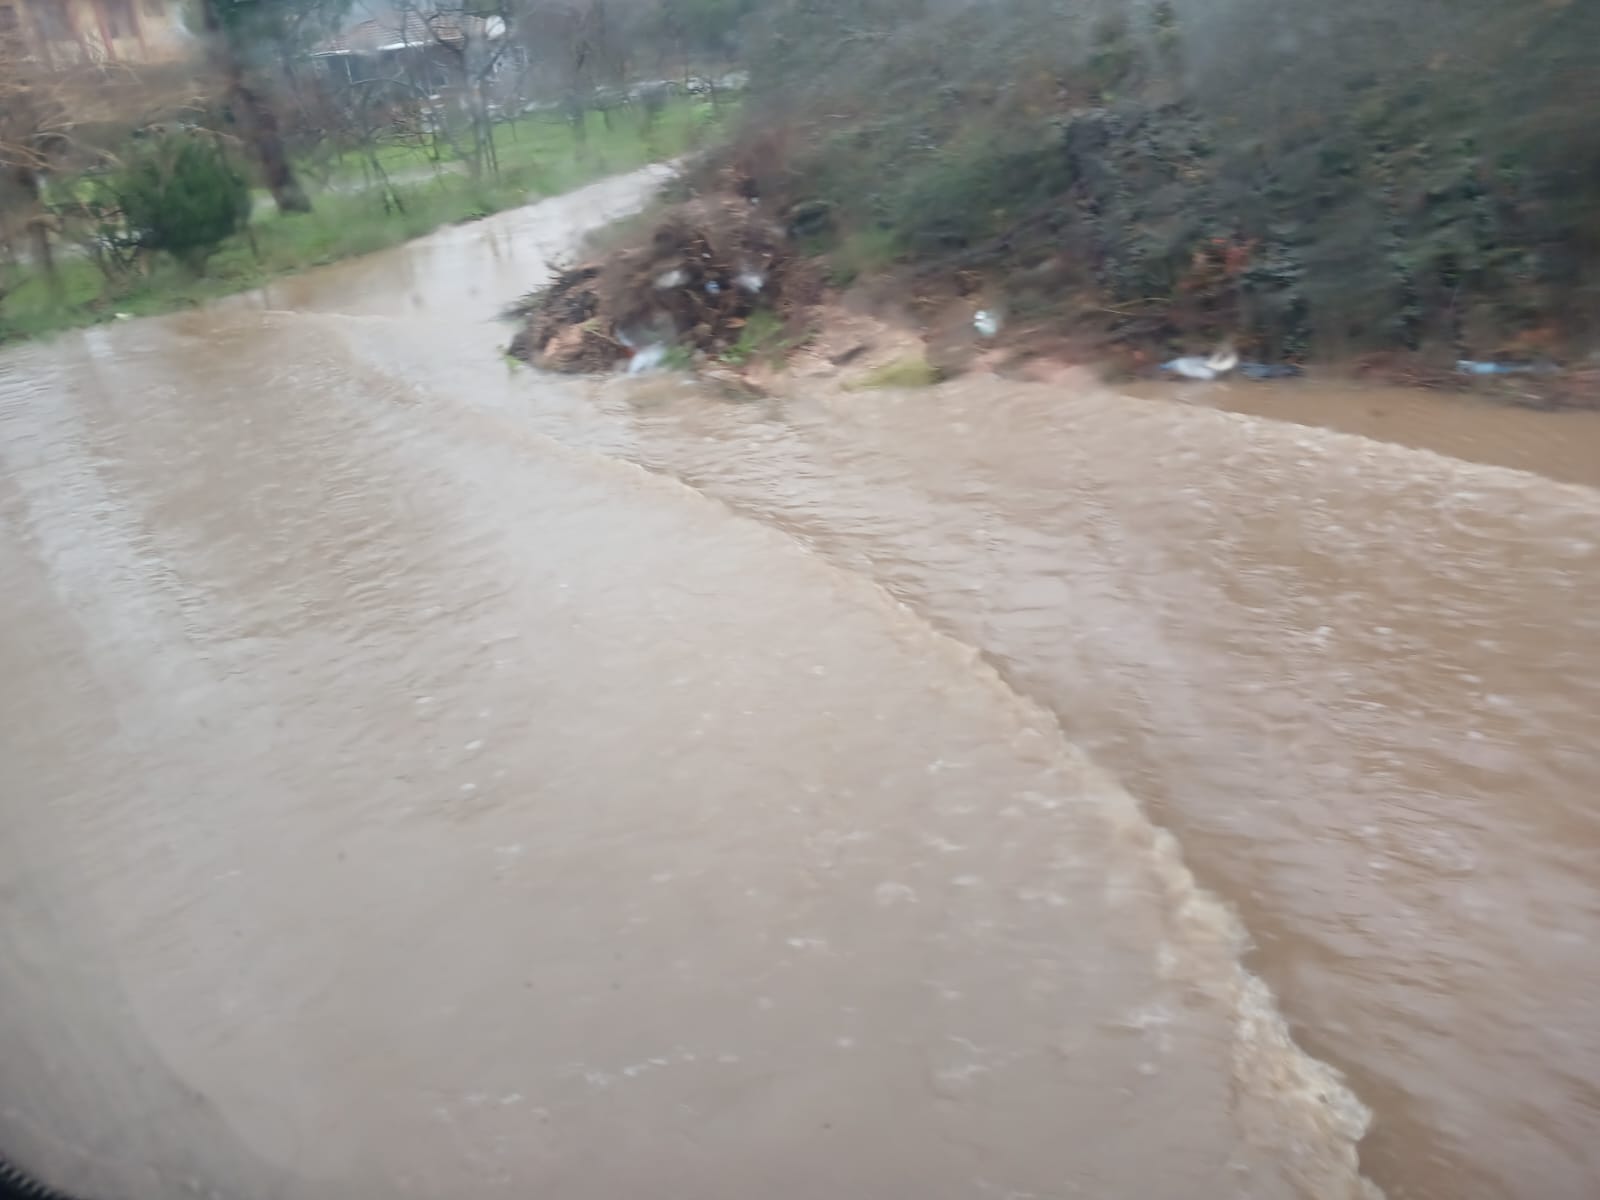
[309,10,507,93]
[0,0,192,65]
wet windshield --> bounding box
[3,3,1597,1199]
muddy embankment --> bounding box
[506,170,1597,413]
[511,0,1600,409]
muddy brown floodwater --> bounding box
[2,168,1597,1200]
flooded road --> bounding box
[3,169,1597,1200]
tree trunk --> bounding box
[231,70,311,214]
[11,165,59,299]
[198,0,312,215]
[26,217,57,297]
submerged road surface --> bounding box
[3,169,1598,1200]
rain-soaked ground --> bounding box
[2,168,1597,1200]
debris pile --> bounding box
[506,264,624,373]
[507,197,818,374]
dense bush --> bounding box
[725,0,1600,360]
[113,133,252,272]
[887,124,1075,253]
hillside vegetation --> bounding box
[712,0,1599,366]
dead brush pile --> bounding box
[508,194,819,374]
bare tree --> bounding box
[388,0,516,179]
[515,0,634,140]
[0,34,63,291]
[0,28,150,293]
[196,0,353,214]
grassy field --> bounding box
[0,97,728,345]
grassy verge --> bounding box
[0,97,730,345]
[847,356,942,390]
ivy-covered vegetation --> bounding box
[719,0,1599,364]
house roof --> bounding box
[311,11,504,57]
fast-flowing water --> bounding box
[2,169,1596,1200]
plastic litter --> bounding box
[973,309,1001,338]
[1161,349,1239,381]
[1237,362,1303,380]
[654,268,687,290]
[735,270,766,294]
[1456,360,1561,377]
[627,344,668,375]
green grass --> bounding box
[306,99,728,191]
[1,97,733,345]
[824,226,901,287]
[659,344,696,370]
[719,308,788,365]
[848,355,943,389]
